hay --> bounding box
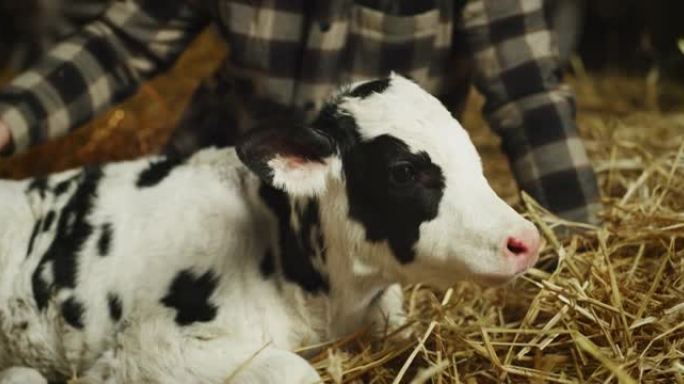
[1,29,683,383]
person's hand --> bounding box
[0,120,11,153]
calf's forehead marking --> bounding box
[340,77,457,140]
[334,76,479,177]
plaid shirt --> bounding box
[0,0,601,223]
[0,0,111,71]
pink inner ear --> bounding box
[285,157,307,168]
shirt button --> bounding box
[319,20,331,32]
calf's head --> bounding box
[237,74,540,288]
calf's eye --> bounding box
[389,162,416,185]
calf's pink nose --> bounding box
[504,226,541,272]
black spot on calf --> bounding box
[52,179,72,197]
[298,199,326,262]
[310,103,360,153]
[107,293,122,322]
[32,166,103,310]
[136,156,184,188]
[31,267,50,310]
[42,211,55,232]
[259,184,329,294]
[348,78,391,99]
[98,223,113,257]
[61,297,85,329]
[26,176,48,198]
[53,173,80,197]
[161,270,218,326]
[260,249,275,278]
[343,135,445,263]
[26,218,42,258]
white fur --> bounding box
[267,155,340,197]
[0,367,47,384]
[0,76,537,383]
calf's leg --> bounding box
[0,367,48,384]
[225,346,321,384]
[77,314,320,383]
[365,284,412,340]
[79,341,320,384]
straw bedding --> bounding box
[1,30,682,383]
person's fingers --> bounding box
[0,121,12,154]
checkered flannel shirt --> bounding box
[0,0,601,223]
[0,0,111,71]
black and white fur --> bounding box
[0,75,539,383]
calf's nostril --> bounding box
[506,237,528,256]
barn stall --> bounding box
[0,23,682,384]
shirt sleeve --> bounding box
[457,0,601,223]
[0,0,209,154]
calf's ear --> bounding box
[236,123,337,196]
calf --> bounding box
[0,75,540,383]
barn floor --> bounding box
[1,29,683,383]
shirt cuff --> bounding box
[486,85,576,135]
[483,87,603,225]
[0,103,32,156]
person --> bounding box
[0,0,111,72]
[0,0,601,225]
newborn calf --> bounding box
[0,75,540,383]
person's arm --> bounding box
[457,0,601,224]
[0,0,209,155]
